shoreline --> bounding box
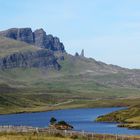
[0,105,126,116]
[0,97,139,115]
[1,106,140,131]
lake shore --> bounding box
[0,98,139,115]
[96,105,140,130]
[0,108,140,135]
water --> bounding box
[0,107,140,135]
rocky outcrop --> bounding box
[0,50,61,70]
[75,52,79,57]
[0,28,34,44]
[75,50,84,57]
[33,29,46,48]
[80,49,84,57]
[0,28,66,69]
[0,28,65,53]
[34,29,65,52]
[17,28,34,44]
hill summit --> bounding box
[1,27,140,90]
[0,28,65,52]
[0,28,66,69]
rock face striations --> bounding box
[34,29,65,52]
[0,28,65,52]
[0,50,61,70]
[0,28,34,44]
[0,28,65,70]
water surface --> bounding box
[0,107,140,135]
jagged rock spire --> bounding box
[80,49,84,57]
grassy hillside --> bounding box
[96,104,140,129]
[0,60,140,114]
[0,37,39,57]
[0,37,140,114]
[1,67,140,99]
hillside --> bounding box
[0,36,38,57]
[0,28,140,114]
[0,38,60,70]
[96,104,140,129]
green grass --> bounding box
[96,107,140,122]
[0,37,39,57]
[96,103,140,129]
[0,65,140,114]
[0,38,140,115]
[0,133,72,140]
[0,132,139,140]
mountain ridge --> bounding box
[0,27,140,114]
[0,28,140,89]
[0,28,66,70]
[0,37,60,70]
[0,28,123,72]
[0,28,65,52]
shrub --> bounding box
[50,117,57,125]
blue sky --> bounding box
[0,0,140,68]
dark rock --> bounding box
[17,28,34,44]
[0,28,18,40]
[45,35,54,50]
[0,28,34,44]
[80,49,84,57]
[33,29,65,52]
[0,28,65,53]
[0,50,61,70]
[52,37,65,52]
[75,52,79,57]
[0,28,66,70]
[33,28,47,48]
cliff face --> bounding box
[0,28,65,52]
[0,50,61,70]
[0,28,65,70]
[0,28,34,44]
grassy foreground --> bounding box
[0,132,140,140]
[0,133,72,140]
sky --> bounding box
[0,0,140,68]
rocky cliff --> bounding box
[0,28,34,44]
[0,28,66,70]
[0,49,61,70]
[0,28,65,52]
[34,29,65,52]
